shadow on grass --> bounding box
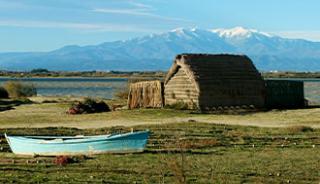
[0,99,33,112]
[189,104,320,115]
[190,108,265,115]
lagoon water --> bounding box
[0,77,128,99]
[304,82,320,103]
[0,77,319,102]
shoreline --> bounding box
[0,71,320,79]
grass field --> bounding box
[0,123,320,183]
[0,98,320,183]
[0,97,320,129]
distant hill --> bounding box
[0,27,320,71]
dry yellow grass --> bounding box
[0,100,320,129]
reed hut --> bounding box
[128,80,164,109]
[164,54,266,110]
[265,80,305,109]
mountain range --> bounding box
[1,27,320,71]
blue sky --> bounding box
[1,0,320,52]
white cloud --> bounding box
[129,2,154,9]
[93,8,150,16]
[0,0,192,33]
[92,8,191,22]
[0,19,157,32]
[91,0,190,22]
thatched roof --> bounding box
[164,54,263,93]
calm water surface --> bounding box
[0,77,128,99]
[0,77,319,102]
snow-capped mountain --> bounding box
[0,27,320,71]
[212,26,272,38]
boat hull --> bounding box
[5,131,149,156]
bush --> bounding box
[4,81,37,98]
[114,88,129,99]
[0,87,9,98]
[67,98,110,114]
